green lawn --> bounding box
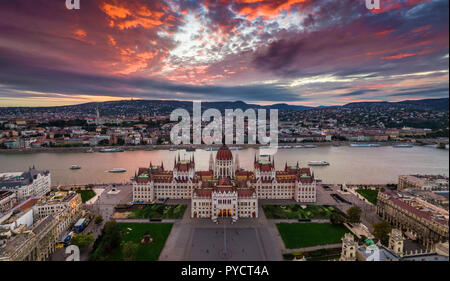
[356,189,379,205]
[263,205,343,219]
[76,189,96,203]
[127,204,186,219]
[91,223,173,261]
[276,223,350,249]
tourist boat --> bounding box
[229,146,242,150]
[205,147,219,151]
[350,143,380,147]
[393,144,413,148]
[169,147,177,151]
[99,148,124,153]
[106,168,127,173]
[303,144,317,148]
[308,161,330,166]
[278,145,293,149]
[70,165,81,170]
[294,145,304,148]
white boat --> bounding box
[85,148,94,153]
[303,145,317,148]
[99,148,124,152]
[393,144,413,148]
[350,143,380,147]
[278,145,293,149]
[169,147,177,151]
[308,161,330,166]
[229,146,242,150]
[70,165,81,170]
[106,168,127,173]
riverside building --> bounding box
[0,167,51,201]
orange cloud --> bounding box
[235,0,309,20]
[381,53,416,60]
[376,29,394,36]
[101,3,131,19]
[74,29,87,38]
[412,25,432,33]
[101,1,168,30]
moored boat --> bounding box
[70,165,81,170]
[393,144,413,148]
[303,144,317,148]
[106,168,127,173]
[99,148,124,153]
[350,143,380,147]
[308,161,330,166]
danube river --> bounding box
[0,146,448,185]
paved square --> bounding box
[187,227,265,261]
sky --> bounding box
[0,0,448,107]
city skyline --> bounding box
[0,0,449,107]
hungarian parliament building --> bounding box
[132,145,317,221]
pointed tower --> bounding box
[388,229,404,257]
[209,153,214,171]
[340,233,357,261]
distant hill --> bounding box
[0,100,314,116]
[343,98,449,111]
[0,98,447,116]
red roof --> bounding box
[217,177,232,186]
[237,189,255,197]
[216,145,232,161]
[19,198,39,211]
[214,187,235,193]
[194,189,212,197]
[386,193,448,226]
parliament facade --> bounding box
[132,145,317,221]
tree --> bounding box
[94,215,103,225]
[122,241,139,261]
[372,221,392,245]
[71,234,94,249]
[330,212,346,225]
[101,220,122,254]
[346,206,362,224]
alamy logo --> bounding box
[366,0,381,10]
[66,0,80,10]
[65,245,80,261]
[170,101,279,155]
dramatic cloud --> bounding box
[0,0,448,106]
